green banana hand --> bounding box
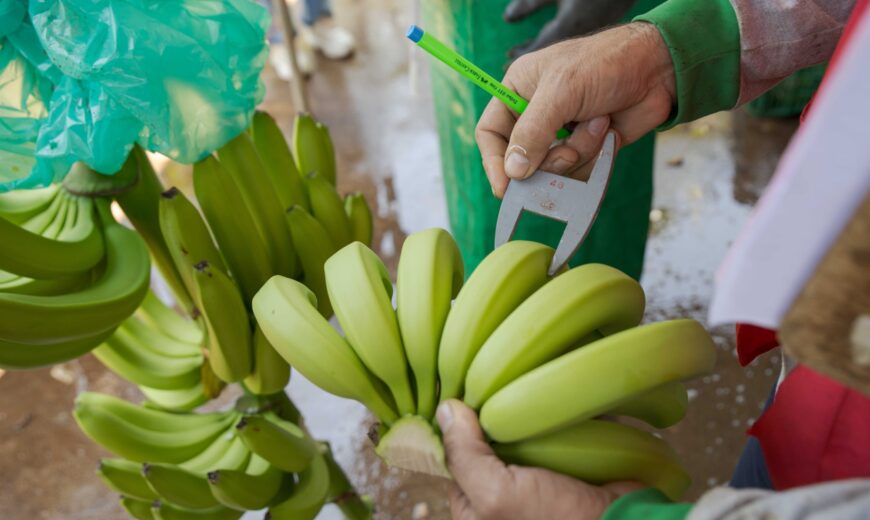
[344,192,373,247]
[193,155,273,302]
[305,171,352,247]
[143,463,219,509]
[98,458,159,501]
[0,327,115,369]
[396,228,463,419]
[0,184,58,224]
[141,383,209,412]
[285,205,337,317]
[250,110,310,212]
[193,261,253,383]
[326,242,415,416]
[137,290,204,345]
[438,241,554,401]
[464,263,645,408]
[243,325,291,396]
[207,454,287,510]
[235,415,316,473]
[181,434,251,475]
[252,276,398,424]
[479,320,717,442]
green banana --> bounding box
[92,327,202,390]
[121,313,202,359]
[159,187,227,302]
[141,383,208,412]
[325,242,415,416]
[438,241,554,401]
[0,326,116,369]
[19,189,64,235]
[235,414,316,472]
[493,420,691,501]
[208,454,286,510]
[0,200,149,344]
[306,171,351,247]
[193,155,273,302]
[0,184,58,224]
[293,113,336,185]
[253,276,398,423]
[41,193,70,240]
[193,261,252,383]
[137,290,204,345]
[285,205,337,317]
[143,463,219,510]
[0,191,103,279]
[151,502,242,520]
[120,496,155,520]
[216,132,298,277]
[396,228,463,419]
[74,393,237,463]
[464,263,646,408]
[479,320,717,442]
[268,452,330,520]
[243,325,291,396]
[0,268,93,296]
[608,381,689,429]
[98,458,158,501]
[250,110,310,211]
[344,192,373,247]
[181,433,251,475]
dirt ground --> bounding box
[0,1,804,518]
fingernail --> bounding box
[550,157,572,172]
[587,116,609,137]
[437,402,454,431]
[504,147,530,179]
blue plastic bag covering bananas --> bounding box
[0,0,269,192]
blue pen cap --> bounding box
[406,25,424,43]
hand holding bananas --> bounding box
[254,229,717,499]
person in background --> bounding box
[437,0,870,518]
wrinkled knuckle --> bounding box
[476,494,505,519]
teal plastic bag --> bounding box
[0,0,270,191]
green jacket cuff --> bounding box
[602,488,693,520]
[633,0,740,128]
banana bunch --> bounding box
[0,186,150,369]
[254,229,718,500]
[77,392,371,520]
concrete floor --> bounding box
[0,0,801,518]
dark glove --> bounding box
[504,0,637,57]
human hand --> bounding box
[476,23,675,197]
[504,0,637,58]
[437,399,642,519]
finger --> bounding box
[476,98,516,198]
[448,483,478,520]
[504,80,569,180]
[539,115,610,175]
[436,400,510,502]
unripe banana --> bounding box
[235,415,316,473]
[141,383,208,412]
[193,261,252,383]
[0,326,115,369]
[121,313,202,359]
[143,463,218,509]
[243,326,291,396]
[137,290,204,345]
[207,454,286,511]
[306,171,352,247]
[250,110,310,212]
[216,132,298,277]
[344,192,373,246]
[0,184,58,224]
[464,263,645,408]
[193,155,273,302]
[0,268,92,297]
[293,113,336,185]
[493,420,691,501]
[438,241,554,401]
[253,276,398,424]
[326,242,416,416]
[98,458,158,501]
[268,452,330,520]
[480,320,717,442]
[608,381,689,429]
[285,206,337,317]
[151,501,242,520]
[120,496,155,520]
[182,434,251,475]
[396,228,463,419]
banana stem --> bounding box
[325,446,373,520]
[114,147,195,315]
[272,0,310,112]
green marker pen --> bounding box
[407,25,571,140]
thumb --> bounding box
[437,400,510,499]
[504,83,571,180]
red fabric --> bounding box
[735,324,779,366]
[748,365,870,489]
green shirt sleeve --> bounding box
[633,0,740,128]
[602,488,693,520]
